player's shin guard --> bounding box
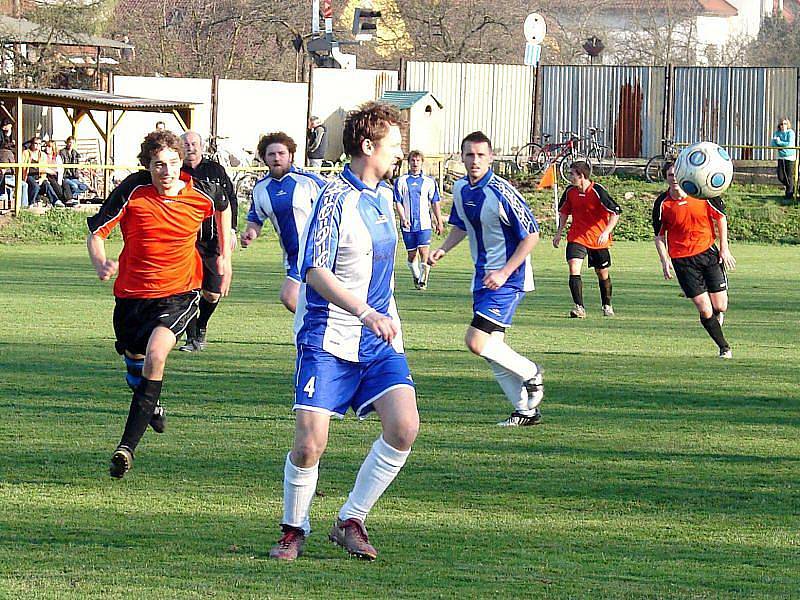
[282,453,318,535]
[479,331,539,382]
[339,435,410,524]
[123,355,144,391]
[197,297,218,329]
[487,359,528,412]
[599,276,612,306]
[569,275,584,306]
[119,377,162,451]
[407,260,420,282]
[700,315,730,350]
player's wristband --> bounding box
[358,307,376,322]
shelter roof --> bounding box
[0,15,133,48]
[379,90,443,110]
[596,0,737,17]
[0,88,195,112]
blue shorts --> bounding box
[293,344,414,418]
[285,252,300,282]
[473,287,525,328]
[401,229,432,251]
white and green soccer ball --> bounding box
[674,141,734,198]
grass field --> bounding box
[1,239,798,599]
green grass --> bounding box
[1,239,798,599]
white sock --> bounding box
[487,359,528,412]
[339,435,410,524]
[282,452,319,535]
[407,260,421,281]
[419,263,431,285]
[479,332,539,381]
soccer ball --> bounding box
[673,141,734,198]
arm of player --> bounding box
[86,233,118,281]
[431,201,444,235]
[305,267,398,344]
[715,215,736,271]
[393,200,409,230]
[597,213,620,246]
[483,231,539,290]
[553,212,568,248]
[428,227,467,266]
[215,206,232,296]
[653,235,672,279]
[240,221,262,248]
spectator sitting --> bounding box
[0,145,27,207]
[42,139,74,207]
[22,137,59,207]
[58,136,88,201]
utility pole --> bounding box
[307,0,378,70]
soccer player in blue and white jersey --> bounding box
[393,150,444,289]
[240,132,325,313]
[429,131,544,427]
[269,103,418,562]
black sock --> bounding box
[700,316,729,350]
[120,377,163,451]
[599,276,612,306]
[197,298,218,330]
[569,275,583,306]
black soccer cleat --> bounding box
[109,445,133,479]
[497,409,542,427]
[150,403,166,433]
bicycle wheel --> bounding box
[235,173,257,201]
[559,153,591,182]
[515,142,545,175]
[645,154,666,183]
[590,145,617,176]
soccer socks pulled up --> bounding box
[569,274,584,306]
[419,262,431,286]
[282,453,319,535]
[479,332,539,382]
[197,297,219,330]
[119,377,163,451]
[339,435,410,524]
[701,315,730,351]
[407,260,421,282]
[599,276,613,307]
[487,359,529,413]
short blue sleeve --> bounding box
[300,185,344,281]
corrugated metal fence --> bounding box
[404,61,799,159]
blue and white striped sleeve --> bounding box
[300,184,344,280]
[448,181,467,231]
[493,180,539,239]
[247,180,270,226]
[429,176,441,204]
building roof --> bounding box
[597,0,737,17]
[0,15,133,48]
[0,88,194,111]
[379,90,443,110]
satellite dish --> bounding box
[524,13,546,44]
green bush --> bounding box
[0,208,111,244]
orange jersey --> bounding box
[652,192,725,259]
[558,182,621,249]
[88,171,220,299]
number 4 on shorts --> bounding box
[303,376,316,398]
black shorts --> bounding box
[566,242,612,269]
[198,244,223,294]
[113,290,201,355]
[671,246,728,299]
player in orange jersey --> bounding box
[652,162,736,358]
[553,161,622,318]
[87,130,231,478]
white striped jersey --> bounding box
[294,165,404,363]
[393,173,440,232]
[450,169,539,292]
[247,166,326,279]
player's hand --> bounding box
[719,249,736,271]
[230,229,238,251]
[428,248,446,266]
[661,261,673,280]
[552,232,561,248]
[483,269,509,290]
[240,228,257,248]
[435,223,444,236]
[217,255,232,296]
[362,312,399,344]
[597,232,610,245]
[95,258,118,281]
[400,218,410,230]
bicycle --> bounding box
[582,127,616,176]
[206,135,262,201]
[515,131,591,182]
[645,138,679,183]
